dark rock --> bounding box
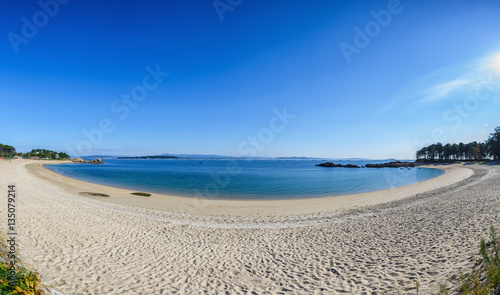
[79,192,110,197]
[316,162,361,168]
[365,161,415,168]
[89,158,105,164]
[70,158,105,164]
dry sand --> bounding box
[1,159,499,294]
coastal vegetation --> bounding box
[21,149,70,160]
[440,226,500,294]
[0,144,16,158]
[0,263,43,295]
[0,144,70,160]
[0,235,44,295]
[416,127,500,161]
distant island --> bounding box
[2,126,498,164]
[117,155,180,160]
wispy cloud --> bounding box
[379,58,498,115]
[375,66,467,116]
[371,55,500,131]
[415,79,471,105]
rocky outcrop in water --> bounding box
[365,161,415,168]
[70,158,105,164]
[315,162,361,168]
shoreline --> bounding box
[2,159,499,294]
[26,159,473,217]
[42,160,446,200]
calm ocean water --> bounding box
[46,159,444,200]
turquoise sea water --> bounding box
[46,159,444,200]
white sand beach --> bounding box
[1,159,499,294]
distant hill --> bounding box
[79,153,413,162]
[82,155,123,159]
[117,155,180,160]
[159,153,239,159]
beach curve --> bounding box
[2,159,499,294]
[28,160,472,219]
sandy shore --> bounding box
[1,159,499,294]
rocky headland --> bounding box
[70,158,106,164]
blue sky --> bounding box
[1,0,500,158]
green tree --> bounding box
[459,142,466,160]
[0,143,16,157]
[416,147,427,160]
[435,143,444,160]
[59,152,70,159]
[451,143,460,160]
[443,143,452,161]
[486,127,500,160]
[427,144,436,160]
